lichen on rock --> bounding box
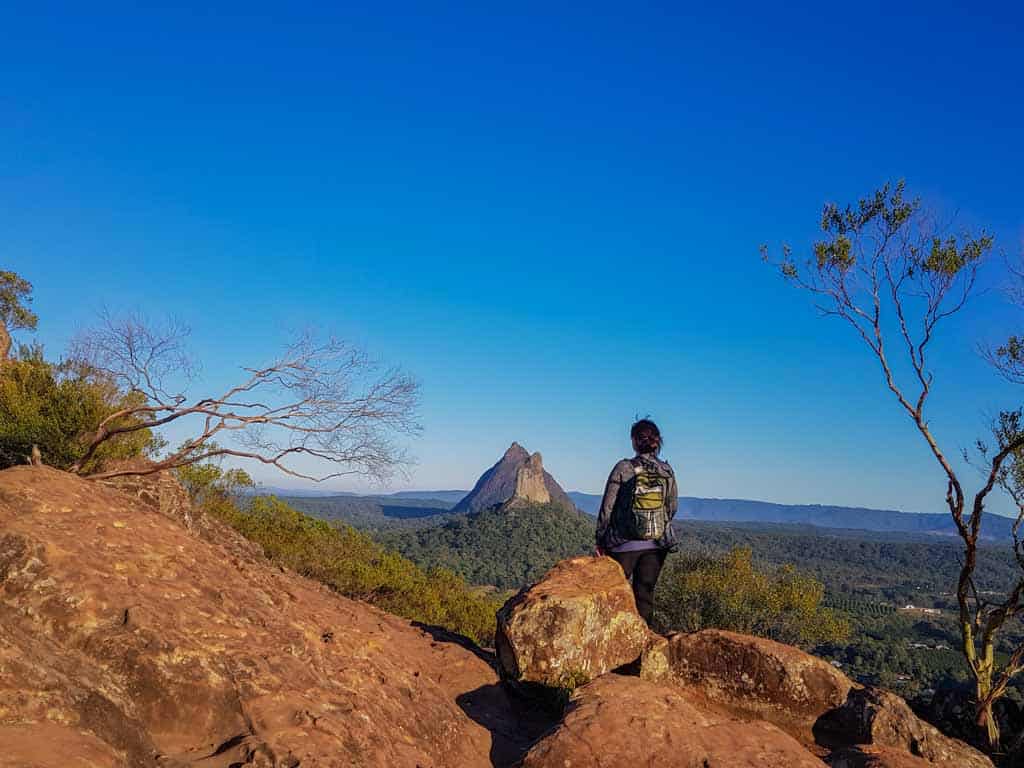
[495,556,655,688]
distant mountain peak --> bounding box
[503,442,529,460]
[453,442,574,514]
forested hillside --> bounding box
[378,502,594,590]
[285,493,1021,610]
[676,521,1020,606]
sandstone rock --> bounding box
[495,556,652,687]
[641,630,989,766]
[827,746,933,767]
[1,722,125,767]
[642,628,855,740]
[99,463,203,535]
[97,464,264,561]
[520,674,826,768]
[0,466,527,767]
[819,687,991,768]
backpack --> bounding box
[627,457,671,540]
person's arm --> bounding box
[595,460,628,553]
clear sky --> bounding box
[3,2,1022,513]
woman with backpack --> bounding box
[595,419,678,626]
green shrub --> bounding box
[0,347,157,471]
[654,546,849,647]
[178,462,500,645]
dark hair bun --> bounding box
[630,418,662,454]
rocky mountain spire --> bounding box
[452,442,574,514]
[511,452,551,505]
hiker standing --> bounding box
[595,419,678,626]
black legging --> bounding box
[610,548,667,625]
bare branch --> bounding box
[69,309,195,403]
[69,316,421,484]
[983,253,1024,384]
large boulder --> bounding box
[495,556,653,688]
[642,628,855,740]
[0,466,525,767]
[818,687,991,768]
[642,629,991,767]
[520,674,826,767]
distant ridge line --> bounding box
[253,486,1015,541]
[567,492,1015,541]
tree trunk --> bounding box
[976,677,1001,751]
[0,323,10,361]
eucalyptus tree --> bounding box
[762,181,1023,749]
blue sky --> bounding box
[3,1,1022,514]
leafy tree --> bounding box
[653,547,849,647]
[174,443,255,500]
[0,271,38,361]
[0,345,159,470]
[763,181,1023,748]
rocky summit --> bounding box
[0,466,547,767]
[0,464,992,767]
[498,558,991,767]
[451,442,575,514]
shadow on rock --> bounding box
[412,621,559,767]
[411,621,497,666]
[813,687,992,768]
[456,684,560,768]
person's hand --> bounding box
[594,545,606,557]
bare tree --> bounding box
[69,311,420,483]
[762,180,1023,749]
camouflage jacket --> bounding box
[595,453,679,551]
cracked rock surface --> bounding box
[0,467,531,767]
[520,674,827,768]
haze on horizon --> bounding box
[4,2,1022,515]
